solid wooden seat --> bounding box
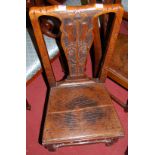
[43,81,124,147]
[29,3,124,151]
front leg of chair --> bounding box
[105,137,118,146]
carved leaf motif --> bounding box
[60,9,103,78]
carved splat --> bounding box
[60,10,102,78]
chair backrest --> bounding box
[29,4,124,87]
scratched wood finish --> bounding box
[29,4,124,151]
[43,83,123,144]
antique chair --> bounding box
[107,0,128,88]
[89,0,128,110]
[102,0,128,110]
[29,3,124,151]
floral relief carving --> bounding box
[60,10,102,78]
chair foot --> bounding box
[48,147,57,152]
[124,100,128,112]
[26,100,31,110]
[109,92,128,112]
[105,138,118,146]
[45,144,57,152]
[125,146,128,155]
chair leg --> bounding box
[125,146,128,155]
[26,99,31,110]
[124,100,128,112]
[109,92,128,112]
[105,137,118,146]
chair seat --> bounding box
[42,81,124,149]
[26,29,59,82]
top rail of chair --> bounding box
[29,4,124,18]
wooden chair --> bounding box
[90,0,128,110]
[102,0,128,110]
[108,31,128,89]
[107,0,128,89]
[29,3,124,151]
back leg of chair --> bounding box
[124,99,128,112]
[26,99,31,110]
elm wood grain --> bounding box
[43,82,123,145]
[29,4,124,150]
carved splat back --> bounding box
[60,12,94,78]
[29,4,124,85]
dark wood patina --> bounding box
[29,4,124,151]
